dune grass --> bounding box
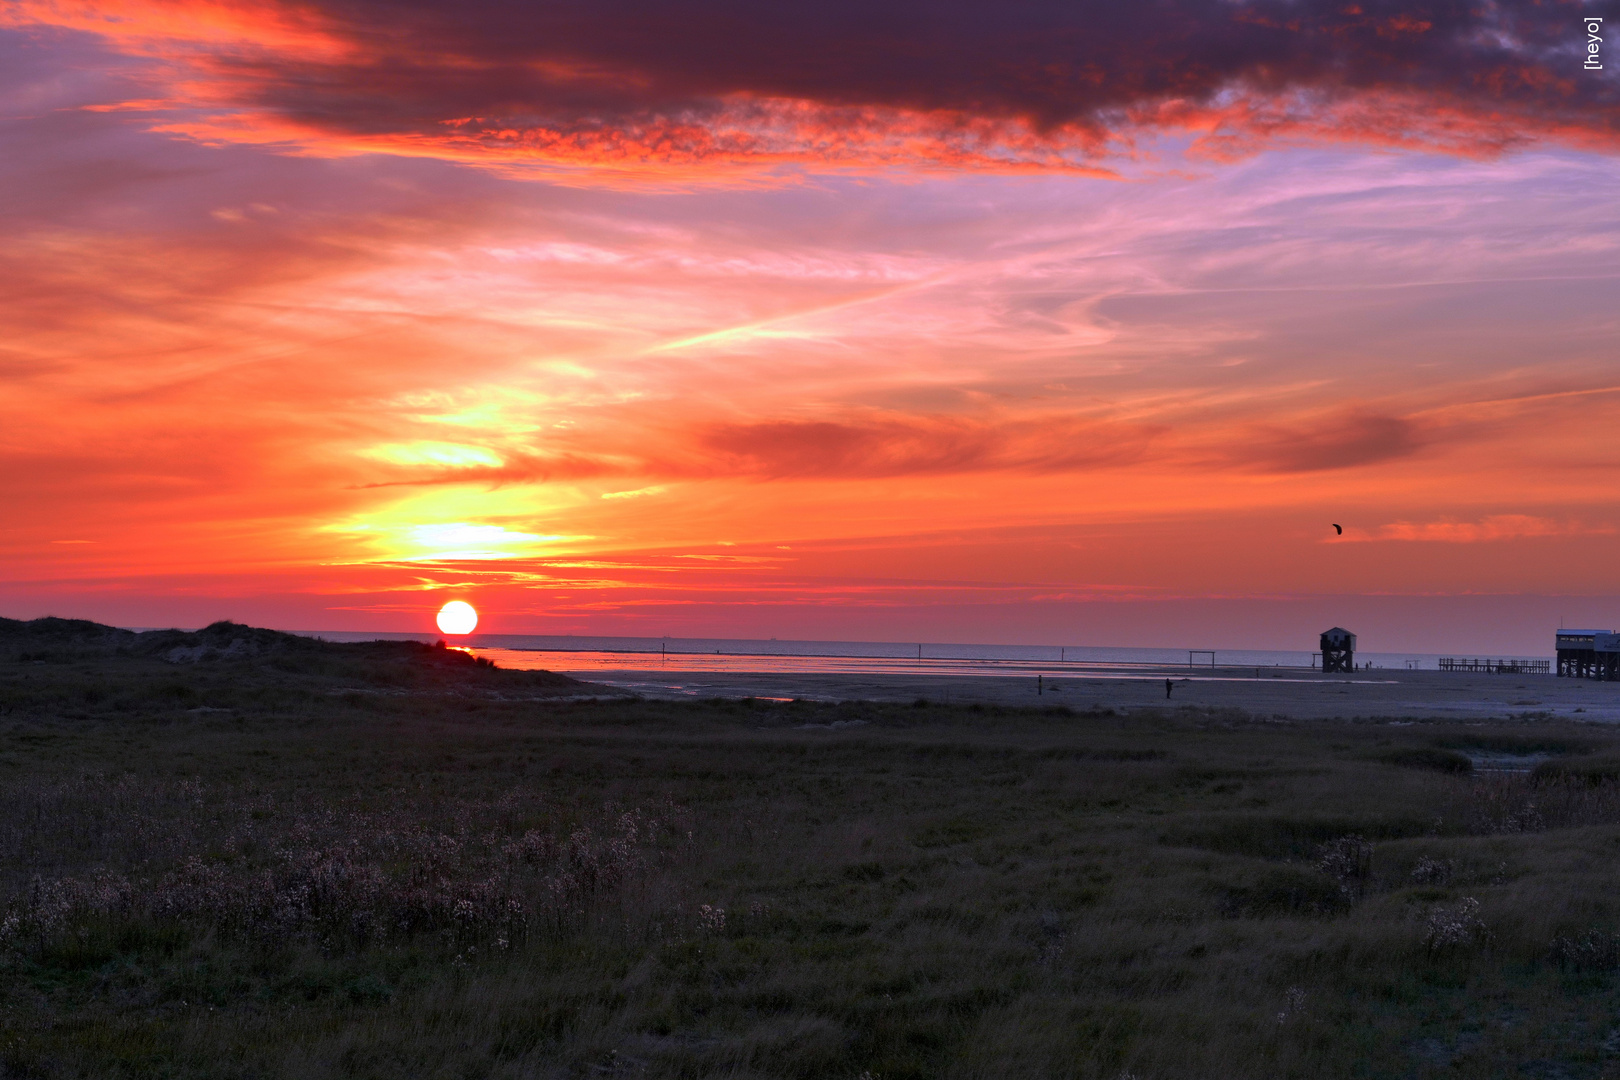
[4,622,1620,1077]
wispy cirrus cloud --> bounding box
[694,414,1164,478]
[1332,515,1615,543]
[1219,409,1427,473]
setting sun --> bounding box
[435,600,478,636]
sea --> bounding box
[296,632,1537,679]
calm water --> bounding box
[297,631,1532,676]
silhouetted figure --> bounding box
[1165,678,1173,699]
[1332,523,1342,534]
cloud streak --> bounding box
[1221,410,1426,473]
[694,414,1162,478]
[1334,515,1615,543]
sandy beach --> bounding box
[493,657,1620,722]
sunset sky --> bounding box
[3,0,1618,653]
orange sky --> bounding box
[3,1,1618,653]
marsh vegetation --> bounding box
[4,618,1620,1077]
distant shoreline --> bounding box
[264,629,1543,672]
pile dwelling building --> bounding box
[1320,627,1355,673]
[1557,629,1620,681]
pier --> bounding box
[1438,658,1550,674]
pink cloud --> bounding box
[1333,515,1615,543]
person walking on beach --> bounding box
[1165,678,1173,699]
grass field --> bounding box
[5,618,1620,1078]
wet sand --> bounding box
[533,663,1620,722]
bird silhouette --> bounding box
[1332,523,1343,535]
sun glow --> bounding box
[435,600,478,635]
[362,442,505,468]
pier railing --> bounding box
[1437,658,1550,674]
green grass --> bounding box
[4,619,1620,1077]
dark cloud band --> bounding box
[11,0,1617,170]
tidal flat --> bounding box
[5,619,1620,1078]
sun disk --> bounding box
[436,600,478,635]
